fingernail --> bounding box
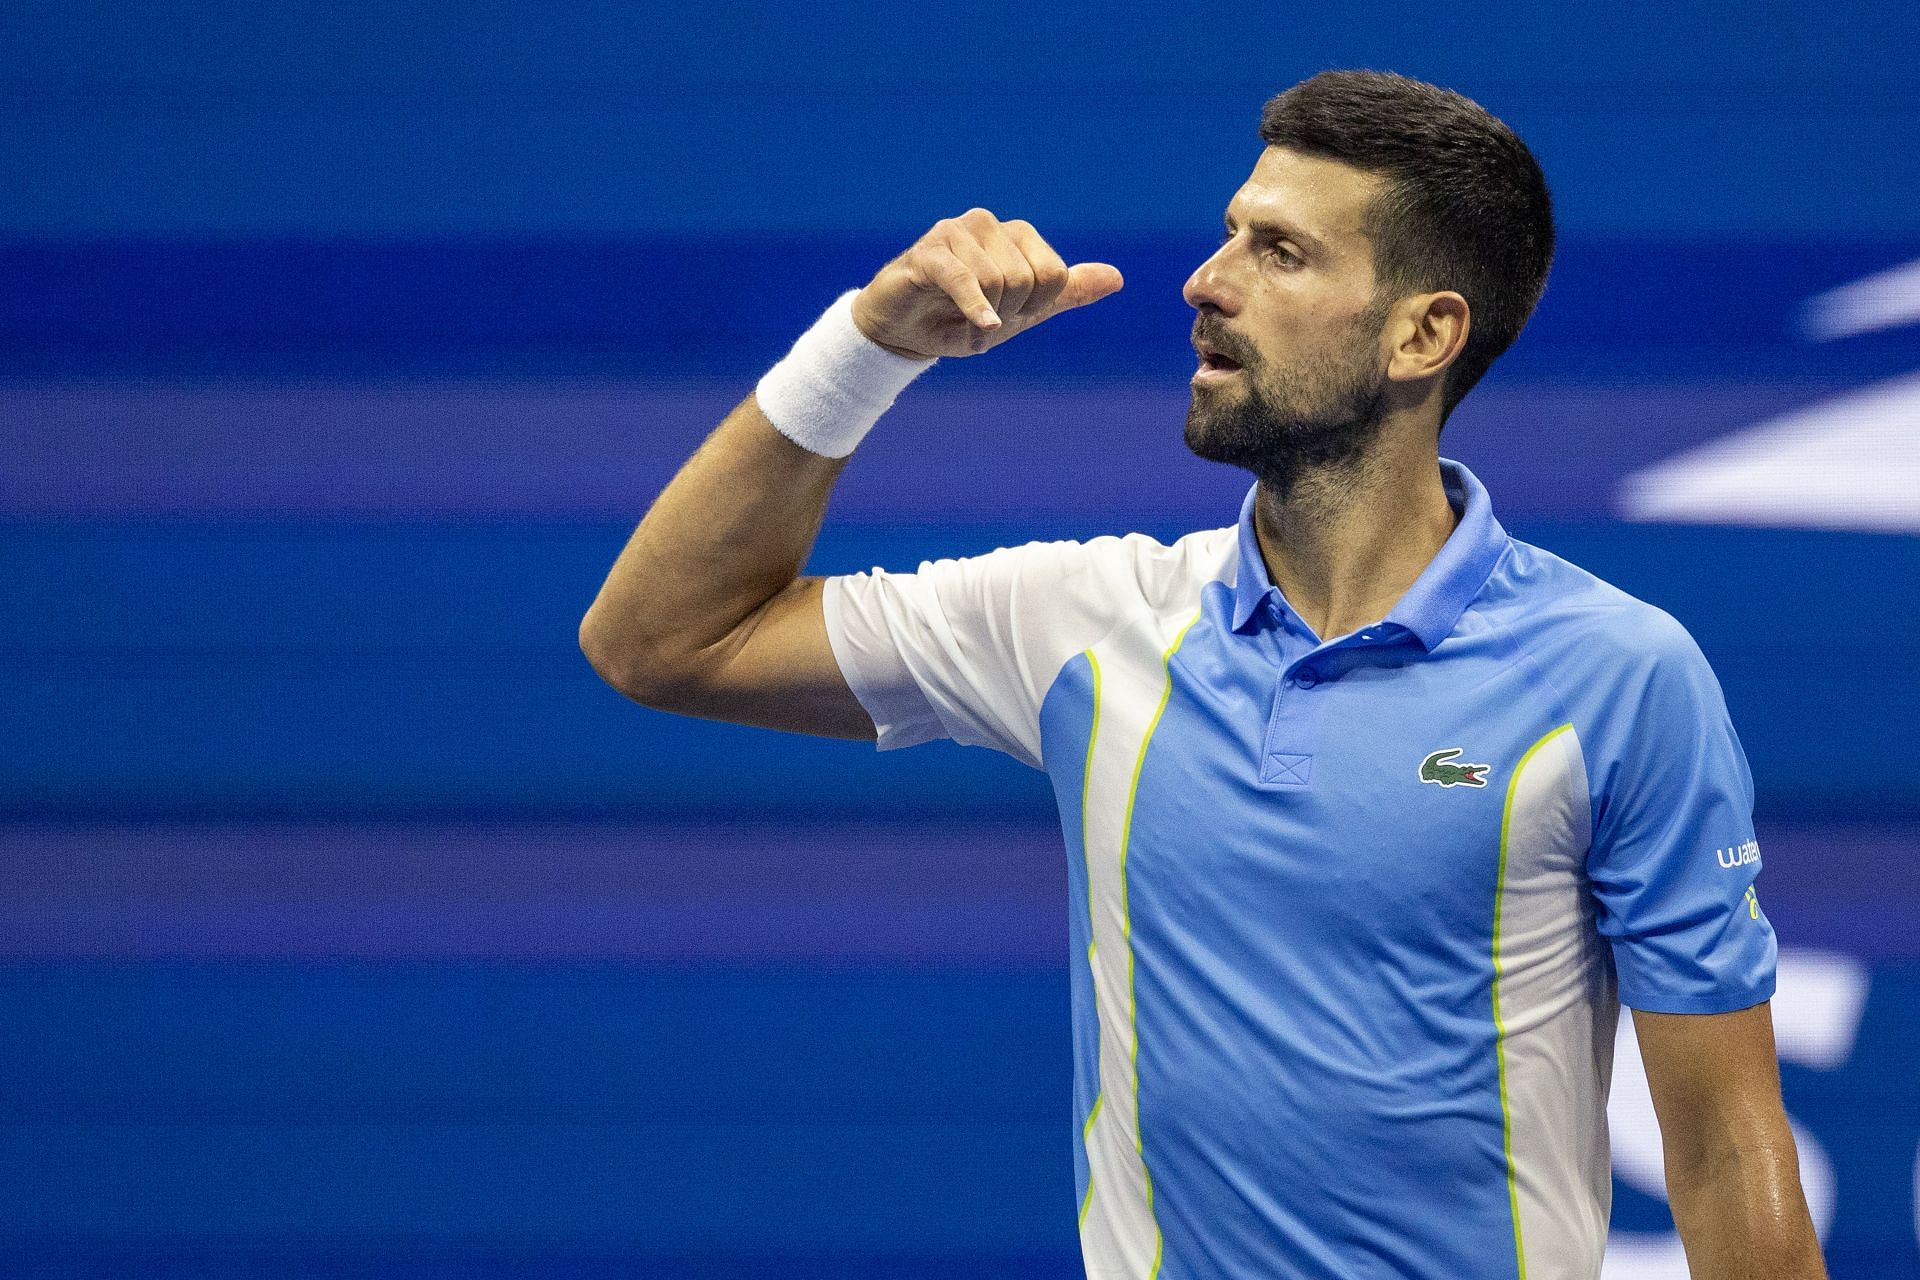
[977,308,1001,328]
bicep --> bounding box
[1632,1001,1792,1173]
[638,575,877,741]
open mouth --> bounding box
[1194,345,1244,378]
[1194,340,1244,373]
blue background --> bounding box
[2,2,1916,1276]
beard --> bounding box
[1184,298,1394,497]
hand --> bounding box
[850,208,1124,360]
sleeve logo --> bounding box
[1716,839,1761,869]
[1418,747,1491,788]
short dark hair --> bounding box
[1258,70,1554,426]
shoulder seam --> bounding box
[1036,529,1228,771]
[1031,525,1234,772]
[1481,612,1597,842]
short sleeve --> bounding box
[820,535,1167,771]
[1584,612,1777,1014]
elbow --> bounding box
[1663,1107,1799,1206]
[578,611,623,687]
[579,610,655,702]
[578,610,700,708]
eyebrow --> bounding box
[1222,210,1326,255]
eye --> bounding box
[1218,229,1301,266]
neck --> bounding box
[1251,436,1458,641]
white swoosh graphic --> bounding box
[1617,367,1920,532]
[1618,252,1920,533]
[1800,255,1920,342]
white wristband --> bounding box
[754,289,938,458]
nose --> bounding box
[1183,242,1237,314]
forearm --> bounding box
[580,219,1119,696]
[579,393,849,693]
[1665,1132,1826,1280]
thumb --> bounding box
[1054,262,1125,312]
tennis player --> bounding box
[581,69,1825,1280]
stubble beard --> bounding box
[1184,302,1394,501]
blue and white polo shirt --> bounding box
[821,455,1776,1280]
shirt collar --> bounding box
[1227,455,1510,650]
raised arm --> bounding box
[576,209,1123,738]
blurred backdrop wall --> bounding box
[2,2,1916,1277]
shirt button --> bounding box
[1294,667,1321,688]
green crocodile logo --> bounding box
[1419,747,1490,788]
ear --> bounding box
[1385,291,1470,384]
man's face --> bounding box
[1183,146,1396,479]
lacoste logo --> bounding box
[1419,747,1490,788]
